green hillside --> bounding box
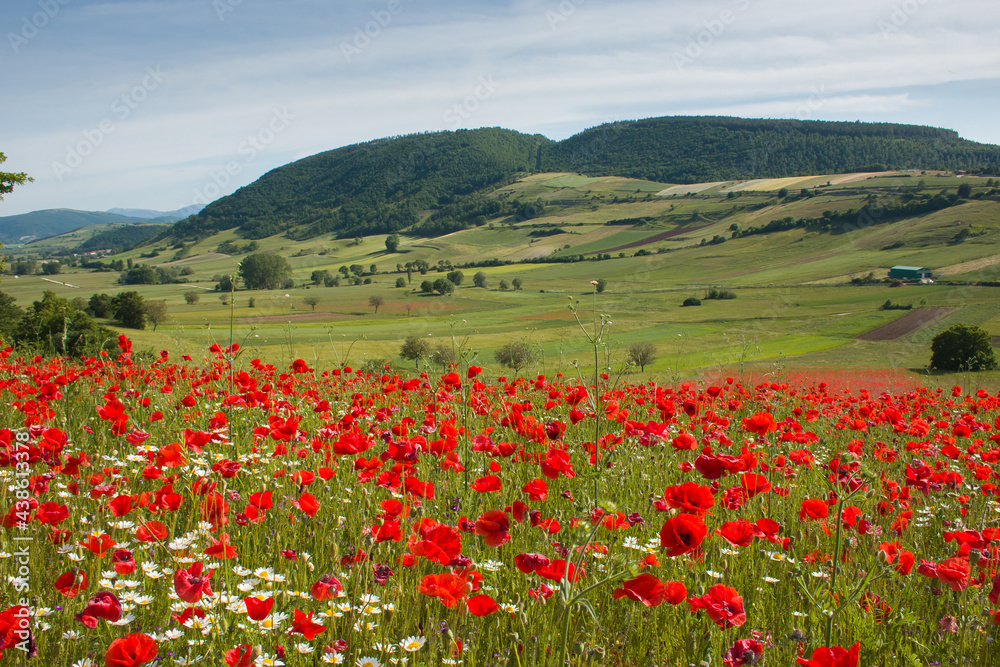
[173,128,550,241]
[165,117,1000,245]
[541,116,1000,183]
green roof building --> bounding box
[888,266,933,280]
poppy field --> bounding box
[1,335,1000,667]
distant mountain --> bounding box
[0,209,147,245]
[107,204,204,220]
[0,206,188,245]
[163,116,1000,243]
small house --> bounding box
[888,266,933,280]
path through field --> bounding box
[856,307,952,341]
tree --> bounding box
[930,324,998,371]
[369,295,385,314]
[303,296,321,312]
[420,280,434,294]
[432,278,454,295]
[778,187,789,199]
[494,341,537,372]
[88,293,114,318]
[216,275,235,293]
[447,270,464,286]
[143,300,169,332]
[112,292,146,329]
[595,278,607,293]
[627,342,657,372]
[239,253,291,290]
[473,271,488,288]
[0,291,24,345]
[511,278,522,290]
[400,336,431,368]
[0,152,32,202]
[311,269,330,286]
[395,277,407,288]
[184,291,200,305]
[41,261,61,275]
[682,297,702,307]
[499,279,511,291]
[119,265,158,285]
[385,234,400,253]
[957,182,972,199]
[16,291,110,355]
[429,343,455,369]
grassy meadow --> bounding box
[4,170,1000,392]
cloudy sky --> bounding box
[2,0,999,216]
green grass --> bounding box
[6,172,1000,389]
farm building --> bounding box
[888,266,933,280]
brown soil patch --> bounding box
[857,308,952,341]
[586,225,710,256]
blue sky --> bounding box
[2,0,999,216]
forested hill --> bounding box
[172,128,550,240]
[541,117,1000,184]
[168,117,1000,242]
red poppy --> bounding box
[293,492,319,518]
[467,594,500,616]
[203,534,239,559]
[372,518,402,543]
[688,584,746,629]
[54,569,88,597]
[535,559,585,583]
[80,533,116,557]
[104,633,158,667]
[135,521,167,543]
[514,552,550,574]
[739,472,771,497]
[659,514,708,557]
[714,519,759,548]
[35,501,69,525]
[471,475,502,493]
[112,549,136,575]
[612,573,686,607]
[474,510,511,547]
[0,605,30,655]
[671,432,698,451]
[75,591,122,628]
[936,556,970,592]
[420,572,468,608]
[173,562,214,603]
[522,478,548,501]
[409,520,462,565]
[743,412,777,435]
[795,642,860,667]
[661,482,715,516]
[724,639,763,667]
[310,574,343,601]
[799,498,829,521]
[288,608,325,640]
[244,596,274,621]
[224,645,254,667]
